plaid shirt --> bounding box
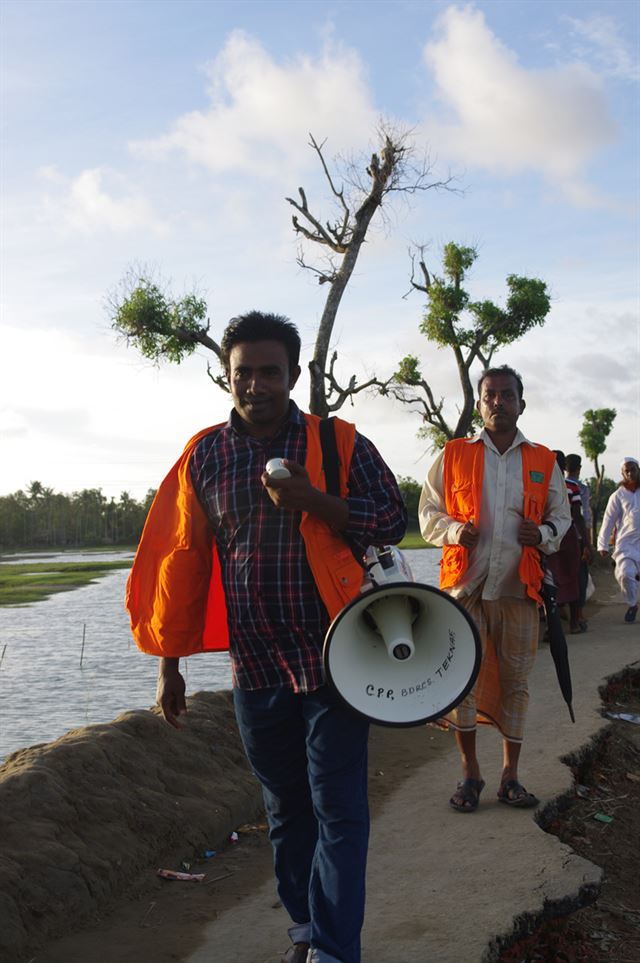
[190,403,407,692]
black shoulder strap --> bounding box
[319,417,341,498]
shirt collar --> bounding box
[227,400,304,435]
[473,426,532,455]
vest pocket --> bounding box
[333,555,361,588]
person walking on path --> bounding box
[565,453,593,628]
[419,365,570,813]
[565,454,592,531]
[126,311,407,963]
[597,457,640,624]
[546,450,592,634]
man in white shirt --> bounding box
[597,457,640,623]
[419,366,570,813]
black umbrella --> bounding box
[540,577,575,723]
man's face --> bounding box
[228,340,300,436]
[476,373,525,435]
[622,461,639,486]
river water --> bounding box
[0,549,441,762]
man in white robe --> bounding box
[597,457,640,623]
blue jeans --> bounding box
[233,685,370,963]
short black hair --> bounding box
[220,311,301,373]
[553,450,566,472]
[565,453,582,474]
[477,364,524,400]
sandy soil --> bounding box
[0,689,450,963]
[500,670,640,963]
[0,690,262,963]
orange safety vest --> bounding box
[440,437,556,603]
[125,413,364,657]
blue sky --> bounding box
[1,0,638,498]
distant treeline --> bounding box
[0,482,156,551]
[1,479,421,551]
[0,473,617,552]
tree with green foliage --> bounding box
[579,407,617,540]
[107,273,226,387]
[109,128,455,417]
[384,242,550,448]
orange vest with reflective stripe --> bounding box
[125,414,363,657]
[440,438,556,603]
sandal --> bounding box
[449,777,485,813]
[497,780,539,808]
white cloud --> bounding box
[0,408,28,439]
[572,353,633,393]
[130,31,378,175]
[40,168,167,235]
[422,6,617,205]
[565,14,640,83]
[0,324,231,498]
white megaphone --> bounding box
[323,546,481,727]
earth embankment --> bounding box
[0,691,262,963]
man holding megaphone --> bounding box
[126,312,407,963]
[419,365,570,813]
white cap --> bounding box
[621,456,639,470]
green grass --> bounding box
[0,560,133,606]
[0,538,432,606]
[398,532,434,550]
[0,544,137,562]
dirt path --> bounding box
[23,726,451,963]
[4,563,639,963]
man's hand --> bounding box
[582,544,594,564]
[156,658,187,729]
[518,520,542,546]
[261,459,315,511]
[261,459,350,529]
[598,549,610,558]
[458,521,479,549]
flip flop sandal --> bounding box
[449,777,485,813]
[497,780,539,808]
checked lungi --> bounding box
[440,585,539,744]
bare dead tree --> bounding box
[286,127,455,417]
[109,128,455,415]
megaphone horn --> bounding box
[323,582,481,728]
[363,594,416,662]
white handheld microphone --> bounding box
[265,458,291,480]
